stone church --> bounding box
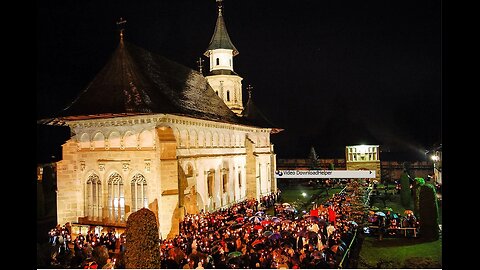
[41,2,281,238]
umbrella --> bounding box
[251,238,265,246]
[253,225,263,231]
[383,207,393,212]
[229,223,242,230]
[390,213,399,219]
[269,233,281,240]
[375,211,386,217]
[261,220,272,226]
[255,211,265,216]
[282,203,291,206]
[370,206,379,211]
[348,221,358,226]
[404,210,414,215]
[263,231,274,237]
[235,217,244,222]
[249,216,263,223]
[228,251,243,259]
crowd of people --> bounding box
[158,181,366,269]
[46,223,122,268]
[43,181,371,269]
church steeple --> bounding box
[204,0,239,58]
[204,0,244,116]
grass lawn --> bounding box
[358,236,442,268]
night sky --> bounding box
[37,0,442,161]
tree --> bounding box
[125,208,161,269]
[400,172,412,208]
[413,177,425,217]
[418,183,439,241]
[308,146,319,169]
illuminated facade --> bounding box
[50,1,279,239]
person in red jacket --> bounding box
[328,205,336,225]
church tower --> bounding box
[204,0,244,115]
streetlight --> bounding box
[301,192,307,197]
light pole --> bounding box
[428,145,442,185]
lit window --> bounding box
[86,174,101,220]
[131,174,147,212]
[108,172,125,222]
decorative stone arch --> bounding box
[189,130,197,148]
[139,129,154,148]
[174,128,181,147]
[123,130,138,149]
[224,133,230,147]
[205,131,212,147]
[213,132,219,147]
[230,134,235,147]
[236,134,241,147]
[198,131,205,148]
[219,133,225,147]
[79,133,90,149]
[92,132,105,149]
[107,130,121,149]
[180,129,189,148]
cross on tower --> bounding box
[116,17,127,39]
[196,57,204,74]
[246,84,253,99]
[217,0,223,14]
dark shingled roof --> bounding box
[242,93,283,133]
[54,39,245,125]
[204,8,239,56]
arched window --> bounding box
[226,90,230,101]
[216,91,218,96]
[86,174,101,220]
[216,58,220,65]
[131,174,147,212]
[207,170,214,198]
[108,173,125,222]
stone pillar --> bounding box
[57,139,81,225]
[156,126,180,239]
[245,137,258,200]
[271,151,278,192]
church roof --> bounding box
[49,39,245,125]
[241,93,283,133]
[204,7,239,56]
